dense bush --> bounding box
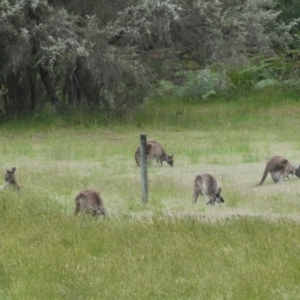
[0,0,299,117]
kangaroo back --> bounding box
[134,141,174,167]
[148,141,174,166]
[193,174,224,206]
[134,143,153,166]
[74,189,106,216]
[256,156,295,186]
[147,141,164,160]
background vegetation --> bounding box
[0,0,300,118]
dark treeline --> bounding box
[0,0,299,118]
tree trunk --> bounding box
[39,64,60,106]
[27,68,37,112]
[63,62,82,107]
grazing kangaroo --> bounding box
[0,167,21,190]
[255,156,300,186]
[74,189,106,217]
[135,141,174,167]
[193,174,225,206]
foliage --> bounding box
[152,67,229,101]
[227,53,300,91]
[0,0,299,117]
[275,0,300,31]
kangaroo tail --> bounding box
[255,165,269,186]
[134,153,139,166]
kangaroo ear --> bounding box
[217,187,222,194]
[12,167,16,173]
[170,153,174,158]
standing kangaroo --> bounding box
[193,174,225,206]
[0,167,21,190]
[255,156,300,186]
[135,141,174,167]
[74,189,106,217]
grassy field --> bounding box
[1,88,300,299]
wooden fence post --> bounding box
[140,134,148,202]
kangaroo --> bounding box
[193,174,225,206]
[135,141,174,167]
[0,167,21,190]
[296,166,300,179]
[256,156,300,186]
[74,189,106,217]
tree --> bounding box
[0,0,82,113]
[0,0,298,117]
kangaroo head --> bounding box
[295,165,300,178]
[88,205,98,216]
[88,205,106,217]
[208,187,225,205]
[4,167,17,183]
[216,187,225,203]
[166,154,174,167]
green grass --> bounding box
[1,87,300,299]
[1,212,300,299]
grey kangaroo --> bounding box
[0,167,21,190]
[74,189,106,217]
[135,141,174,167]
[256,156,300,186]
[193,174,225,206]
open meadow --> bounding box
[1,89,300,299]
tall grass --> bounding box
[1,87,300,299]
[1,208,300,299]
